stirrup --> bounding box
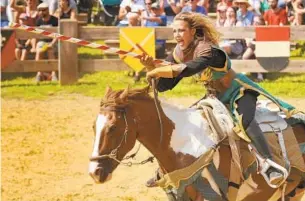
[248,145,289,188]
[145,176,158,188]
[146,168,161,188]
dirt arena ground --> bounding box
[2,95,305,201]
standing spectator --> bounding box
[234,0,255,26]
[117,0,145,26]
[10,0,39,26]
[181,0,207,15]
[264,0,288,25]
[35,2,58,82]
[1,0,12,27]
[100,0,121,26]
[54,0,77,20]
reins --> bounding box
[151,78,164,145]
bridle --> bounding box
[89,107,154,167]
[89,81,163,167]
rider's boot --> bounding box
[246,119,284,185]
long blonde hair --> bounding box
[174,12,221,45]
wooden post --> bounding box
[59,19,78,85]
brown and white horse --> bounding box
[88,86,305,201]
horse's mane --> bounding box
[100,86,152,109]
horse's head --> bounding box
[88,86,150,183]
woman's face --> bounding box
[26,0,37,7]
[172,20,195,50]
[226,7,235,18]
[218,9,227,18]
[60,0,69,8]
[145,0,152,9]
[236,2,248,11]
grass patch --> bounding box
[2,71,305,100]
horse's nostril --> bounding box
[95,167,102,176]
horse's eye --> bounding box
[108,125,117,133]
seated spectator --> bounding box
[35,2,58,82]
[128,11,141,25]
[47,0,77,15]
[197,0,210,13]
[264,0,288,25]
[224,6,237,26]
[54,0,77,20]
[217,0,233,8]
[215,4,227,26]
[1,0,13,27]
[15,13,36,60]
[142,2,167,58]
[248,0,262,15]
[141,0,154,25]
[118,0,145,26]
[159,0,182,25]
[242,15,265,81]
[234,0,255,26]
[260,0,270,14]
[181,0,207,15]
[219,5,246,60]
[287,0,296,24]
[76,0,93,23]
[10,0,39,26]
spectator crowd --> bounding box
[1,0,304,81]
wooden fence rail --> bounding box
[2,20,305,85]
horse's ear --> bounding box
[105,86,112,96]
[119,86,129,101]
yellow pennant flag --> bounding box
[120,27,155,72]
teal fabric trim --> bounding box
[220,73,296,123]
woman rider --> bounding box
[140,12,300,186]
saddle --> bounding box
[255,107,288,133]
[197,98,305,189]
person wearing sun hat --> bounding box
[35,2,59,82]
[234,0,255,26]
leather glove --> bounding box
[140,53,156,71]
[146,66,174,84]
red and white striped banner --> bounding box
[9,22,172,66]
[255,27,290,71]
